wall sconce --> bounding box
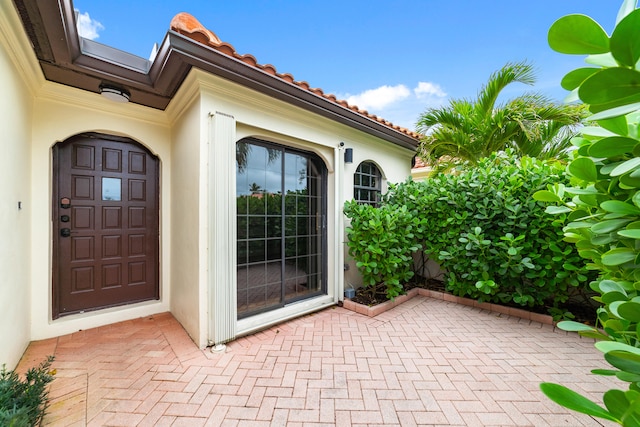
[99,84,130,103]
[344,148,353,164]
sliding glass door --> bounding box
[236,139,326,319]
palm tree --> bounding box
[249,182,262,194]
[416,62,586,173]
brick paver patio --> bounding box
[17,295,620,426]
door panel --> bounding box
[53,134,159,318]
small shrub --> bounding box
[0,356,55,427]
[343,201,421,300]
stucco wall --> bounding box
[169,97,206,346]
[0,36,33,368]
[29,88,172,340]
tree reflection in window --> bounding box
[236,139,326,319]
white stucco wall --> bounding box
[28,87,172,340]
[0,29,33,369]
[169,95,207,346]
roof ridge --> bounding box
[170,12,419,140]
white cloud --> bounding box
[75,10,104,40]
[414,82,447,99]
[337,81,448,130]
[345,84,411,111]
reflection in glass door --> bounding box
[236,139,326,319]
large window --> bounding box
[354,161,382,206]
[236,139,326,319]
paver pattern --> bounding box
[17,296,620,426]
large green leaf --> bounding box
[597,116,629,136]
[539,383,619,422]
[603,389,634,422]
[611,157,640,176]
[565,187,599,196]
[533,190,563,203]
[592,219,632,233]
[619,229,640,239]
[605,351,640,375]
[603,291,631,305]
[588,137,638,158]
[568,157,598,181]
[580,68,640,109]
[600,280,630,294]
[546,205,572,214]
[611,9,640,67]
[616,371,640,383]
[582,126,618,138]
[596,342,640,357]
[564,88,581,104]
[618,302,640,322]
[601,200,640,215]
[601,248,636,265]
[548,15,610,54]
[617,0,639,25]
[587,102,640,121]
[556,320,597,332]
[620,174,640,189]
[586,53,620,68]
[561,68,600,91]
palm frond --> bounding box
[476,62,536,118]
[415,61,585,174]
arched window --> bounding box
[354,161,381,206]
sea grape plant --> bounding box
[536,0,640,423]
[384,151,591,315]
[343,201,422,300]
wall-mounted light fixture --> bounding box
[344,148,353,164]
[99,84,130,103]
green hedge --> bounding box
[345,150,593,315]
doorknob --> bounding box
[60,228,71,237]
[60,197,70,209]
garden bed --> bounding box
[343,285,555,325]
[343,276,597,325]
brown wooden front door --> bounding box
[52,133,159,318]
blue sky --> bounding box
[73,1,616,130]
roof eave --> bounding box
[12,0,418,150]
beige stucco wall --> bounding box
[0,29,34,368]
[28,87,172,340]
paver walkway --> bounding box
[17,295,620,426]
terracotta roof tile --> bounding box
[170,12,420,140]
[413,157,428,169]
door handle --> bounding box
[60,228,71,237]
